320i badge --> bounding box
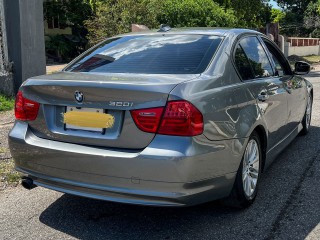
[9,27,313,208]
[109,101,134,107]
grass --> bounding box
[0,148,7,154]
[0,94,15,112]
[288,55,320,66]
[0,158,22,189]
[303,55,320,64]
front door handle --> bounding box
[258,91,269,102]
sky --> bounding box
[270,0,281,9]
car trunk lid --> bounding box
[21,72,199,149]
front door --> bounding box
[234,36,289,150]
[261,38,307,134]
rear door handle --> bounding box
[258,91,269,102]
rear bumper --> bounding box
[17,167,236,206]
[9,121,246,206]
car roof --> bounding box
[115,27,263,38]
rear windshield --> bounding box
[65,34,223,74]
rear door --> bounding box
[234,35,289,150]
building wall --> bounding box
[287,37,320,47]
[284,37,320,57]
[284,44,320,57]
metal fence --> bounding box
[0,0,9,77]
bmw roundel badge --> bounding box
[74,91,84,103]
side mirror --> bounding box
[294,61,311,75]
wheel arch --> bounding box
[252,125,267,172]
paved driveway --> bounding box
[1,72,320,240]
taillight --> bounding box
[130,100,203,136]
[15,91,40,121]
[158,101,203,136]
[130,107,164,133]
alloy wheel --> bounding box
[305,94,312,130]
[242,139,260,198]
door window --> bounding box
[234,44,255,80]
[263,39,293,76]
[234,36,273,80]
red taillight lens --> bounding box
[15,91,40,121]
[158,101,203,136]
[130,100,203,136]
[130,107,164,133]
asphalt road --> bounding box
[1,72,320,240]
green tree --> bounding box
[44,0,93,36]
[157,0,237,28]
[276,0,314,12]
[271,8,286,23]
[231,0,272,28]
[212,0,232,10]
[304,0,320,37]
[213,0,272,28]
[276,0,317,36]
[48,0,276,50]
[85,0,239,46]
[44,0,95,60]
[84,0,160,45]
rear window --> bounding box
[65,34,223,74]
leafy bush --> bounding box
[158,0,237,28]
[85,0,160,45]
[84,0,239,45]
[0,95,15,112]
[46,34,86,62]
[44,0,93,61]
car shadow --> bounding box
[39,126,320,239]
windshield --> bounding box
[65,34,223,74]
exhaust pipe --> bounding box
[21,177,37,190]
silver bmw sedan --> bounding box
[9,28,313,208]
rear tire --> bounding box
[300,93,312,136]
[223,131,262,208]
